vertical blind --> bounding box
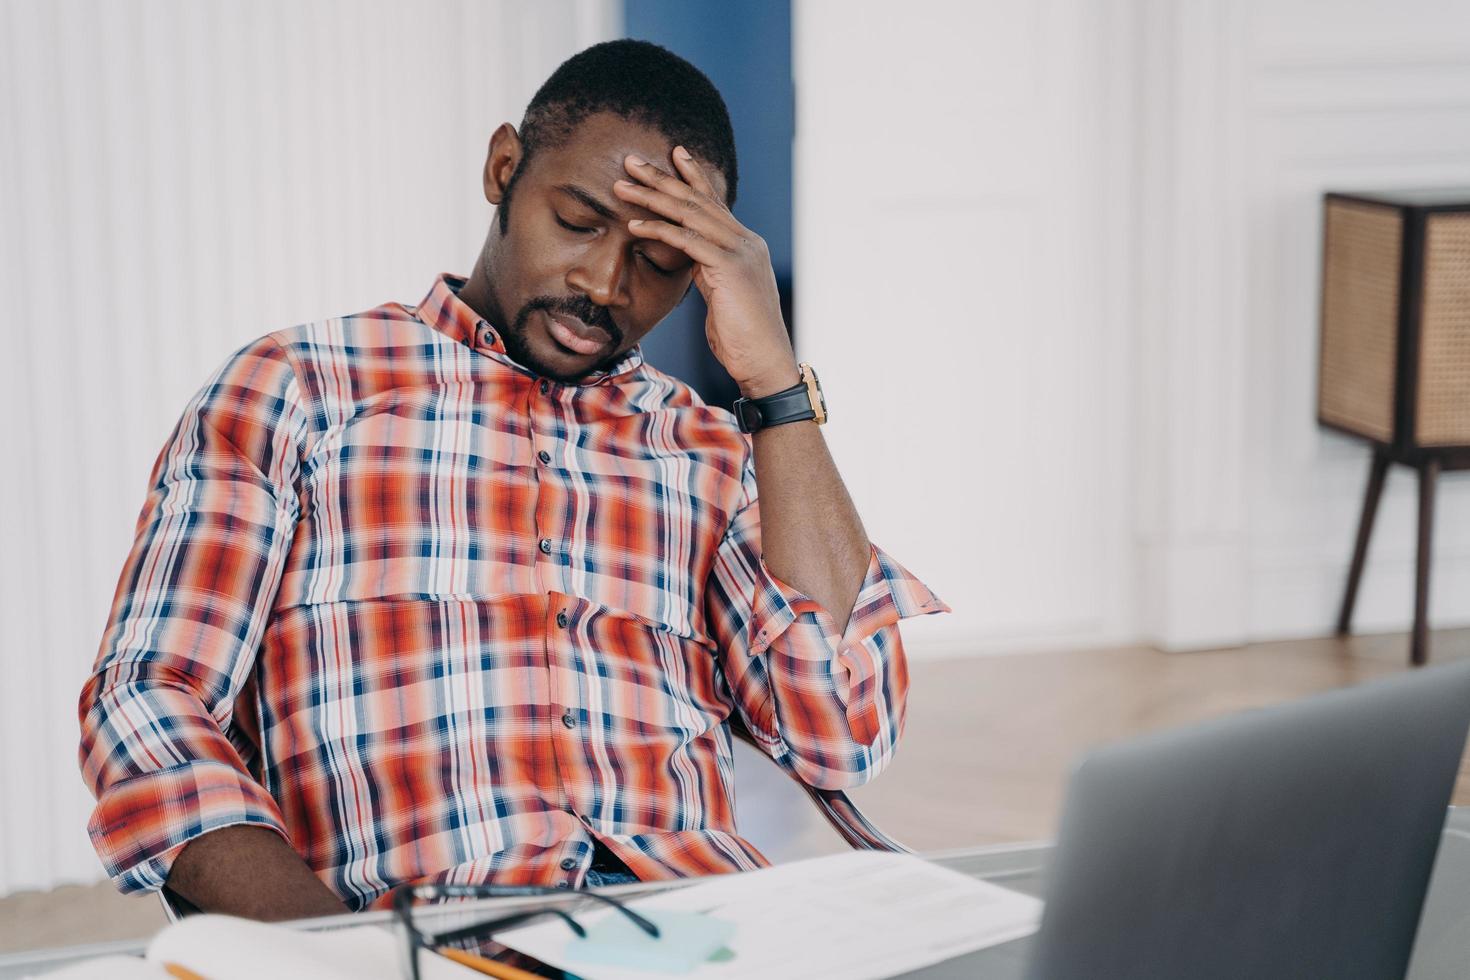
[0,0,618,896]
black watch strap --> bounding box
[733,380,815,434]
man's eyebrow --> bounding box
[555,183,620,221]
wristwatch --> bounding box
[733,362,827,433]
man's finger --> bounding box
[623,153,720,211]
[627,218,727,268]
[613,179,741,250]
[672,146,721,203]
[620,153,687,195]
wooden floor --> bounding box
[848,627,1470,852]
[4,627,1468,955]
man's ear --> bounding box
[483,123,523,206]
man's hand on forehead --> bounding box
[613,148,798,400]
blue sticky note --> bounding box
[558,908,737,974]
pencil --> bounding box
[437,946,548,979]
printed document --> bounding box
[498,850,1043,979]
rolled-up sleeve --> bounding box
[705,469,950,791]
[77,336,308,894]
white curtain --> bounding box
[0,0,620,896]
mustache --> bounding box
[521,295,623,347]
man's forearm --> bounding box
[166,825,349,921]
[750,402,871,633]
[616,149,870,628]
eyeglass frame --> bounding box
[391,881,661,980]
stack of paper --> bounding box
[498,850,1043,979]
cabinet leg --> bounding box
[1412,457,1440,667]
[1337,450,1390,635]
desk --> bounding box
[4,807,1468,979]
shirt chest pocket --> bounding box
[283,410,542,605]
[282,406,738,642]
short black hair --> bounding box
[499,39,738,233]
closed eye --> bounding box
[637,252,678,276]
[554,214,594,234]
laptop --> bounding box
[914,660,1470,979]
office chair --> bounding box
[158,714,906,922]
[725,713,907,854]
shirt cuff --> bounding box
[87,759,292,895]
[747,543,950,657]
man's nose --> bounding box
[567,242,631,310]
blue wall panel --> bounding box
[622,0,793,408]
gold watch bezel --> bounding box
[799,362,827,425]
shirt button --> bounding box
[560,857,577,871]
[540,380,551,395]
[562,711,577,729]
[538,450,552,465]
[480,327,496,347]
[555,881,571,889]
[556,611,570,628]
[539,538,553,555]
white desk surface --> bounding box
[2,809,1466,979]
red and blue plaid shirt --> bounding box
[78,274,947,910]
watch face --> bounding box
[736,399,764,433]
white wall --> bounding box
[795,0,1470,657]
[1233,0,1470,642]
[796,0,1139,656]
[0,0,619,896]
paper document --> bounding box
[497,850,1043,979]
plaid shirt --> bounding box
[78,274,947,910]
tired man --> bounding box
[79,39,946,919]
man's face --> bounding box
[479,112,727,383]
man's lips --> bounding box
[545,311,612,356]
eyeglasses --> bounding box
[392,882,662,980]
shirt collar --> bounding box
[415,273,645,386]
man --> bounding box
[79,39,946,920]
